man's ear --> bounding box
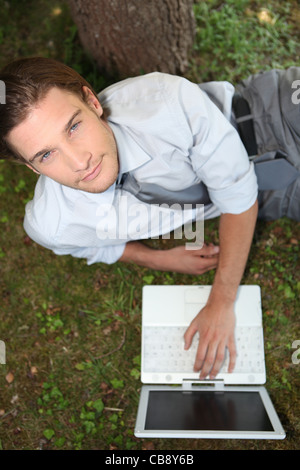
[25,163,40,175]
[82,85,103,118]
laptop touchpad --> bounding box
[184,288,208,323]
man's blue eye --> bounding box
[70,122,79,133]
[42,151,51,161]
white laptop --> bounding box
[134,285,286,439]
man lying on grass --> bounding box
[0,57,299,380]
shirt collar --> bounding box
[109,121,151,184]
[54,176,116,208]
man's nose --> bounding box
[63,144,92,171]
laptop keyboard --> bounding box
[143,325,265,374]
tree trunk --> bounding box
[66,0,195,78]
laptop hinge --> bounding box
[182,379,225,391]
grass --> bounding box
[0,0,299,451]
[188,0,300,83]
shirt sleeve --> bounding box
[177,77,258,214]
[51,242,126,266]
[23,197,126,266]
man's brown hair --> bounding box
[0,57,99,162]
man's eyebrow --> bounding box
[63,109,82,133]
[29,109,82,163]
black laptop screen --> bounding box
[145,390,274,431]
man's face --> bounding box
[7,86,119,193]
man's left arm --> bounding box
[184,199,258,379]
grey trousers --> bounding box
[236,68,300,221]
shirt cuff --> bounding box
[85,243,126,265]
[208,162,258,214]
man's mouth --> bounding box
[82,161,102,182]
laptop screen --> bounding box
[145,390,274,431]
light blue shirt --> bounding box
[24,73,258,265]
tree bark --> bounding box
[67,0,195,78]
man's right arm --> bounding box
[119,241,219,275]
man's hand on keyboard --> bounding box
[184,302,236,379]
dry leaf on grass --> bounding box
[5,372,14,384]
